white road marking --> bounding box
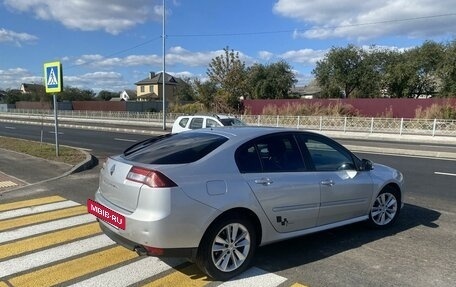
[114,138,138,142]
[0,200,80,220]
[49,131,64,135]
[0,234,114,278]
[434,172,456,177]
[0,197,290,286]
[0,214,95,243]
[219,267,288,287]
[5,126,16,129]
[67,257,184,287]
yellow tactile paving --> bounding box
[0,205,87,232]
[142,264,211,287]
[290,283,309,287]
[7,246,137,287]
[0,222,101,260]
[0,282,8,287]
[0,195,66,212]
[0,180,18,189]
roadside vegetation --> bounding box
[2,41,455,117]
[0,136,86,165]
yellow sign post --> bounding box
[43,61,63,156]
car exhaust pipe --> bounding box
[134,246,148,256]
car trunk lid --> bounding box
[99,157,142,212]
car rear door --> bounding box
[236,133,320,233]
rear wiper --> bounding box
[123,134,172,156]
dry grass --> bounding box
[0,136,87,165]
[261,102,359,117]
[415,103,456,119]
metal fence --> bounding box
[2,109,456,137]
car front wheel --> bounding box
[196,216,257,281]
[369,187,400,228]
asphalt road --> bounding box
[1,121,455,286]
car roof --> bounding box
[182,126,314,144]
[176,114,236,119]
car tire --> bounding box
[368,186,401,229]
[196,216,257,281]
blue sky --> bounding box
[1,0,455,93]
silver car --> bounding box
[89,127,404,280]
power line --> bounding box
[168,13,456,38]
[66,36,162,70]
[63,13,456,70]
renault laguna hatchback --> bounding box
[88,126,404,280]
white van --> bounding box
[171,114,246,133]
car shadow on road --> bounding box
[253,203,441,272]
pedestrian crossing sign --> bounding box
[44,61,63,93]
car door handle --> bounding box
[321,180,335,186]
[255,178,274,186]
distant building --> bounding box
[290,80,322,99]
[120,89,137,101]
[20,83,45,94]
[110,90,137,101]
[134,72,179,102]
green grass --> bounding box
[0,136,87,165]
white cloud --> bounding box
[64,71,126,92]
[3,0,164,35]
[0,28,38,46]
[71,47,254,70]
[279,49,327,65]
[0,68,42,90]
[258,51,274,60]
[273,0,456,40]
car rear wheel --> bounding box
[196,216,256,281]
[368,187,400,228]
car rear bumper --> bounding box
[98,219,198,259]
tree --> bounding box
[247,60,297,99]
[4,89,22,104]
[313,45,367,98]
[207,46,248,111]
[97,90,119,101]
[175,77,196,102]
[193,79,218,110]
[58,87,95,101]
[407,41,445,97]
[438,40,456,97]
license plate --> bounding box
[87,199,126,230]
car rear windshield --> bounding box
[122,132,228,164]
[220,118,246,126]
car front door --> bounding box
[236,134,320,233]
[297,134,374,226]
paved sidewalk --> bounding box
[0,148,93,195]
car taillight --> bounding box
[126,166,177,188]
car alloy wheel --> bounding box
[211,223,251,272]
[369,188,400,228]
[197,216,256,281]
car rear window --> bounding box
[122,132,228,164]
[220,118,246,126]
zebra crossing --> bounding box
[0,195,309,287]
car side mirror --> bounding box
[361,159,373,171]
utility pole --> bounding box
[162,0,166,130]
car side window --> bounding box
[207,118,221,128]
[235,144,262,173]
[178,117,189,128]
[189,117,204,129]
[236,134,306,173]
[299,135,356,171]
